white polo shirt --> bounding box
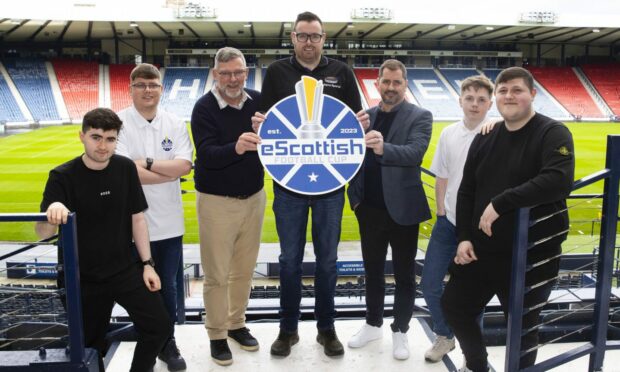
[430,118,494,225]
[116,106,193,241]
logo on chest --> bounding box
[100,190,111,197]
[161,136,173,152]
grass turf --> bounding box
[0,122,618,246]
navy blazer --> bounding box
[347,101,433,226]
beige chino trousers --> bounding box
[197,189,266,340]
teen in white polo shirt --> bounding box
[116,63,193,372]
[421,75,495,364]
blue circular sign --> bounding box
[258,76,365,195]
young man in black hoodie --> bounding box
[441,67,575,372]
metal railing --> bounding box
[0,213,98,370]
[505,134,620,372]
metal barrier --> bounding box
[0,213,98,371]
[505,134,620,372]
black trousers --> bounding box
[79,265,172,372]
[355,203,419,333]
[441,246,561,372]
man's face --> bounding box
[459,87,493,124]
[79,128,118,165]
[130,77,162,111]
[291,20,325,65]
[214,57,247,100]
[377,68,407,106]
[495,78,536,123]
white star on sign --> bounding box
[308,172,318,182]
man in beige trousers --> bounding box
[190,47,265,366]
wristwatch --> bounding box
[146,157,154,171]
[142,257,155,267]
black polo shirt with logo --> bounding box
[259,55,363,198]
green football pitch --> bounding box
[0,122,618,247]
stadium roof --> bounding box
[1,0,619,47]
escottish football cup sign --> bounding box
[258,76,365,195]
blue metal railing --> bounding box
[0,213,92,369]
[506,134,620,372]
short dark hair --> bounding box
[379,59,407,81]
[82,108,123,133]
[495,67,534,91]
[460,75,494,96]
[130,63,160,82]
[294,11,323,32]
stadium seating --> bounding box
[0,72,27,122]
[528,66,604,118]
[581,63,620,115]
[160,67,209,119]
[3,59,61,121]
[483,68,569,119]
[406,68,462,119]
[438,68,501,118]
[52,59,99,121]
[353,68,382,107]
[109,64,135,112]
[246,67,256,90]
[438,68,479,93]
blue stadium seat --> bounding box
[4,59,61,121]
[406,68,462,119]
[0,73,26,122]
[246,68,256,90]
[160,67,209,120]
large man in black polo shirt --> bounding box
[252,11,368,358]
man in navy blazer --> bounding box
[347,59,432,360]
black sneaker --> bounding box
[158,337,187,371]
[210,339,233,366]
[228,327,259,351]
[317,328,344,357]
[270,330,299,357]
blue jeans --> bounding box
[273,186,344,332]
[421,215,457,338]
[150,235,183,329]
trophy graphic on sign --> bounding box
[295,76,325,139]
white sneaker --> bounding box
[457,361,473,372]
[392,331,409,360]
[424,335,456,362]
[347,323,382,348]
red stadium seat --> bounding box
[527,66,604,119]
[581,63,620,116]
[52,59,98,121]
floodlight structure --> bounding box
[174,1,217,19]
[519,11,558,24]
[351,7,393,20]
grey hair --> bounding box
[214,47,246,69]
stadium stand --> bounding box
[246,67,256,90]
[3,59,61,121]
[483,68,569,119]
[581,63,620,116]
[527,66,604,119]
[51,59,99,121]
[353,68,382,107]
[109,64,135,112]
[406,68,462,119]
[159,67,209,119]
[438,68,479,93]
[0,71,27,122]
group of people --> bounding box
[35,10,574,372]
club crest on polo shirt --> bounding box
[161,136,173,151]
[257,76,365,195]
